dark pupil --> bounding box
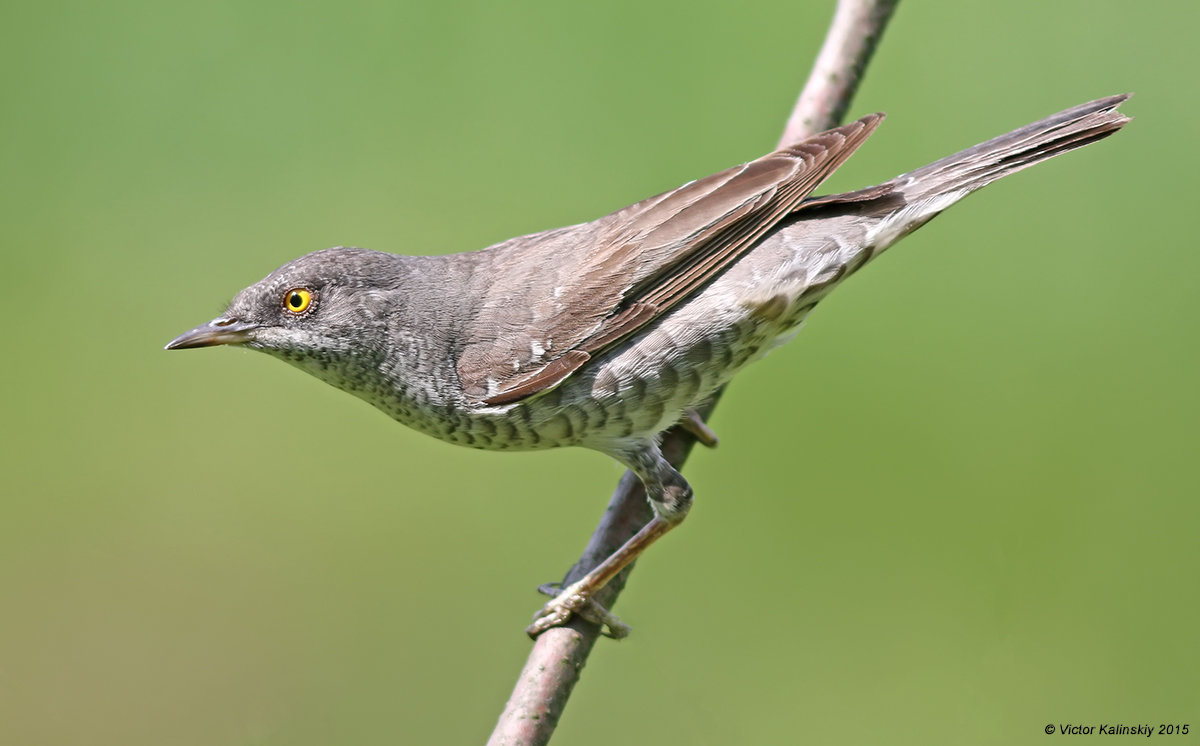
[289,293,303,308]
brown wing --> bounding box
[457,113,884,405]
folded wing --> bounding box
[457,113,884,405]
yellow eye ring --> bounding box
[284,288,313,314]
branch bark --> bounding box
[487,2,898,743]
[779,0,898,149]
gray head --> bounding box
[166,247,403,377]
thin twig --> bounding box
[487,2,898,743]
[780,0,899,148]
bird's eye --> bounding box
[284,288,313,314]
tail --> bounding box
[895,94,1131,202]
[833,94,1132,251]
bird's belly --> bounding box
[421,301,818,454]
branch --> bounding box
[487,2,898,743]
[779,0,898,148]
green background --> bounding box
[2,1,1195,744]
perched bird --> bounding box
[168,95,1130,637]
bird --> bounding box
[167,95,1130,638]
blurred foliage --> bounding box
[1,1,1196,744]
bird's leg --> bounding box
[527,445,692,638]
[679,408,719,448]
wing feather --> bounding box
[457,113,885,405]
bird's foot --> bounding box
[679,409,719,447]
[527,581,631,639]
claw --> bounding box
[527,582,631,639]
[525,514,677,640]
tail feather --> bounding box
[851,94,1132,251]
[895,94,1132,202]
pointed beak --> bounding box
[165,317,258,350]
